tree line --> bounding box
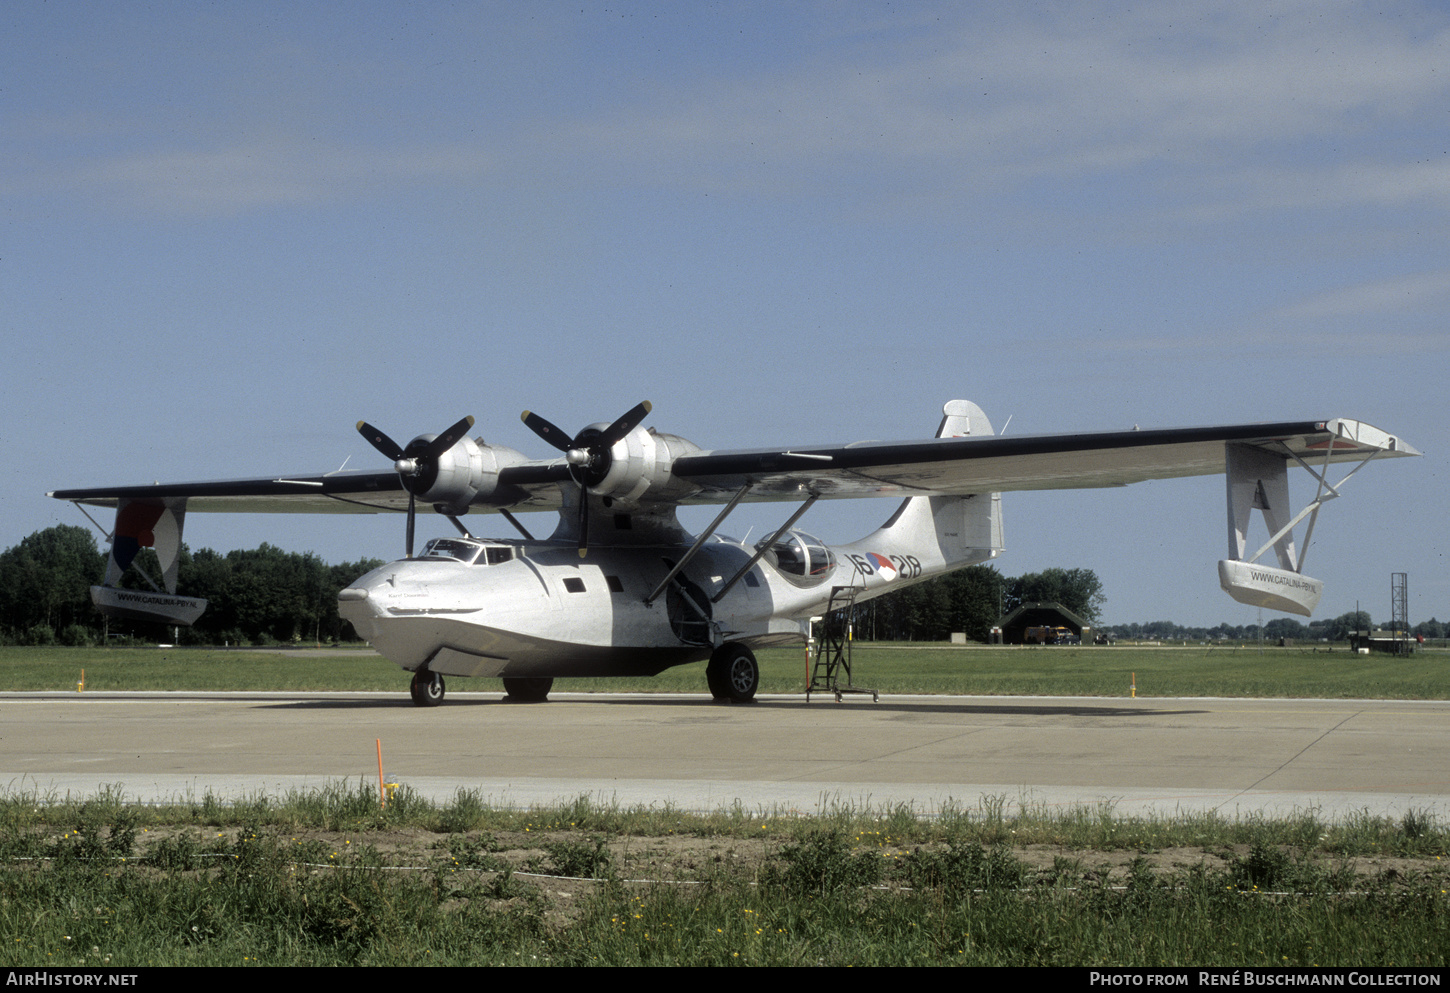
[1104,614,1445,643]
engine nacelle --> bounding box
[404,434,528,516]
[587,426,701,508]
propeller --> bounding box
[520,401,652,556]
[357,415,476,558]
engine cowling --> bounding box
[403,434,527,515]
[585,425,701,508]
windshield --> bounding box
[421,539,517,564]
[421,538,482,563]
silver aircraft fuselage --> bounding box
[338,537,797,678]
[337,528,972,680]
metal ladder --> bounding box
[807,585,877,703]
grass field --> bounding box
[2,642,1447,699]
[0,784,1445,967]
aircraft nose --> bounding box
[337,583,384,641]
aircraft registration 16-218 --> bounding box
[50,400,1417,706]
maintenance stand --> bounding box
[807,585,879,703]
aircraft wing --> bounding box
[670,418,1418,503]
[49,417,1416,514]
[48,470,416,514]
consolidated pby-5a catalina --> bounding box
[50,400,1417,706]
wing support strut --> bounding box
[497,509,535,541]
[711,491,821,604]
[1259,440,1382,573]
[644,484,753,606]
[71,500,114,543]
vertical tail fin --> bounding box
[843,400,1004,575]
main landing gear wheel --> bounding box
[410,670,445,707]
[707,643,758,703]
[502,677,554,703]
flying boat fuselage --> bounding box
[337,535,817,679]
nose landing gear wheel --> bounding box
[707,643,758,703]
[410,670,445,707]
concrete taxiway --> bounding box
[3,692,1446,820]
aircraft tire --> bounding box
[707,643,758,703]
[410,670,445,707]
[503,677,553,703]
[705,658,728,699]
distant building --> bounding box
[1348,629,1416,655]
[997,602,1092,645]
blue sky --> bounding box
[4,1,1446,628]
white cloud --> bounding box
[1274,269,1450,322]
[548,2,1450,215]
[10,2,1448,221]
[69,140,494,214]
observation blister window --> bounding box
[754,530,835,584]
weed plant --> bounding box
[539,836,614,879]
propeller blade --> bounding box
[422,415,476,460]
[357,421,405,462]
[577,487,589,558]
[520,410,574,453]
[518,400,653,558]
[405,491,416,558]
[357,415,473,558]
[598,401,652,449]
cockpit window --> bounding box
[422,538,481,563]
[420,539,515,565]
[754,530,835,584]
